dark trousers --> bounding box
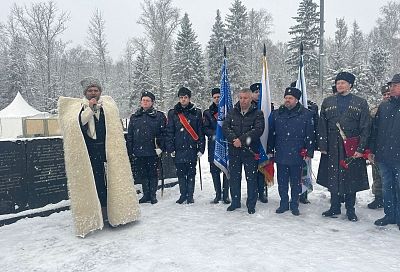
[377,162,400,224]
[277,164,302,210]
[210,162,229,199]
[256,171,267,197]
[87,143,107,207]
[229,155,258,210]
[330,192,356,213]
[135,156,159,199]
[176,162,197,198]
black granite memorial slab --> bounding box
[0,140,27,215]
[25,138,68,209]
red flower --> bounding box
[254,153,260,160]
[300,148,307,158]
[362,149,372,160]
[340,159,349,169]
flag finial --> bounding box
[224,46,227,58]
[300,42,304,55]
[263,43,266,57]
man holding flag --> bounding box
[250,82,269,204]
[223,88,264,214]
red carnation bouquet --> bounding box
[339,149,371,169]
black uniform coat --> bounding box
[166,102,205,163]
[370,97,400,165]
[203,103,218,163]
[127,107,167,157]
[222,102,264,156]
[317,93,370,194]
[267,103,315,166]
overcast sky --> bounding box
[0,0,390,59]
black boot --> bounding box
[187,196,194,204]
[139,180,151,203]
[176,177,187,204]
[222,176,230,204]
[258,193,268,203]
[176,195,187,204]
[150,195,158,204]
[345,193,357,221]
[211,195,221,204]
[368,197,383,209]
[346,210,358,222]
[374,215,395,226]
[275,206,289,214]
[322,208,341,217]
[323,193,341,217]
[211,171,222,204]
[149,176,158,205]
[299,191,310,204]
[139,195,150,204]
[187,176,195,204]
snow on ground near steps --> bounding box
[0,152,399,272]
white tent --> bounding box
[0,92,47,138]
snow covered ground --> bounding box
[1,153,399,272]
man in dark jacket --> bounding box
[370,73,400,230]
[317,71,370,222]
[203,87,230,204]
[289,81,319,204]
[250,82,269,203]
[166,87,205,204]
[367,84,390,209]
[127,91,167,204]
[223,88,264,214]
[267,87,315,216]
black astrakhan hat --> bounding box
[284,87,301,100]
[335,72,356,87]
[141,91,155,101]
[250,83,261,92]
[387,73,400,85]
[177,87,191,98]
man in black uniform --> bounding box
[223,88,264,214]
[166,87,205,204]
[127,91,166,204]
[203,87,230,204]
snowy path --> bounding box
[1,153,399,272]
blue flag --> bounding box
[213,57,233,178]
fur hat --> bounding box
[250,83,261,92]
[335,72,355,87]
[387,73,400,85]
[81,77,102,93]
[381,84,390,95]
[284,87,301,100]
[141,91,155,101]
[211,88,220,96]
[177,87,191,98]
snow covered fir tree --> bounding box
[170,13,206,109]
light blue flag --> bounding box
[295,42,313,194]
[214,56,233,179]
